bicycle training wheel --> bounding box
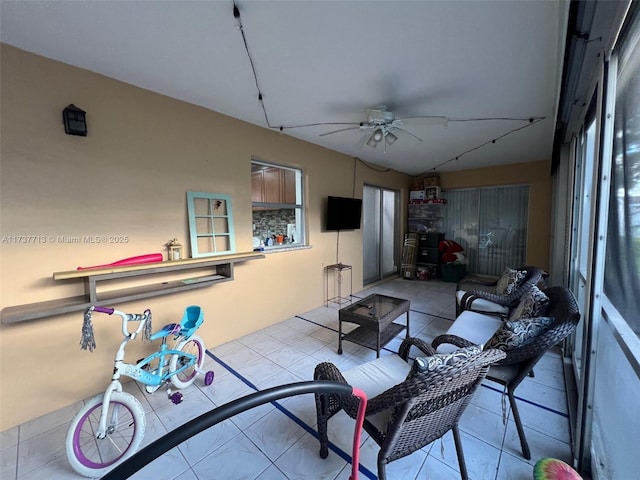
[169,334,205,389]
[65,391,145,478]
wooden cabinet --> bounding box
[251,171,264,202]
[252,167,296,205]
[263,167,282,203]
[282,169,297,204]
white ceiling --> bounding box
[0,0,569,176]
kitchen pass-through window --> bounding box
[251,160,304,250]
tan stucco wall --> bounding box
[436,160,553,271]
[0,45,410,430]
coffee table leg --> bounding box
[337,317,343,355]
[406,311,410,338]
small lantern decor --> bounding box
[166,238,184,261]
[62,104,87,136]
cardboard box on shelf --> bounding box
[423,176,440,187]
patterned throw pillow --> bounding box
[486,316,555,351]
[509,285,549,321]
[408,344,483,379]
[495,268,527,295]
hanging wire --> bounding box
[425,117,546,173]
[357,157,391,173]
[233,3,273,128]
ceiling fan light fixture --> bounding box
[372,128,384,142]
[366,135,378,148]
[385,131,398,145]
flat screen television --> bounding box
[326,196,363,231]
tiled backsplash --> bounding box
[253,209,296,241]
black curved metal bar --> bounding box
[101,381,360,480]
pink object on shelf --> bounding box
[77,253,164,270]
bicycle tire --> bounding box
[169,334,205,389]
[65,391,145,478]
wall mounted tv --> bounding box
[326,196,363,231]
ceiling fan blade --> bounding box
[397,116,448,127]
[393,127,423,143]
[355,132,371,149]
[319,125,361,137]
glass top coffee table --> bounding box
[338,293,410,358]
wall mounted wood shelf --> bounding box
[1,252,264,324]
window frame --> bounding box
[186,191,236,258]
[251,159,305,251]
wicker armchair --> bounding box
[455,265,546,317]
[433,286,580,460]
[314,337,506,480]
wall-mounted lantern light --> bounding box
[62,104,87,136]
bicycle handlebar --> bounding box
[92,306,114,315]
[89,306,151,339]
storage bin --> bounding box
[441,263,467,282]
[409,190,426,201]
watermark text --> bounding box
[1,234,129,245]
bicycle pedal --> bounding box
[169,392,184,405]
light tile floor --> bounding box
[0,278,573,479]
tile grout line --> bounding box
[480,384,569,418]
[206,351,378,480]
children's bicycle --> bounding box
[65,305,214,478]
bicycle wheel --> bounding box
[169,334,205,389]
[65,391,145,478]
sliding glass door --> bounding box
[570,113,597,383]
[363,185,399,284]
[443,185,529,276]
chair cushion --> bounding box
[342,355,411,399]
[436,310,503,353]
[485,316,555,350]
[410,344,483,375]
[508,285,549,321]
[341,355,411,432]
[455,290,510,315]
[495,268,526,295]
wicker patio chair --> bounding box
[433,286,580,460]
[314,337,506,480]
[455,265,546,317]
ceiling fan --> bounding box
[319,105,448,150]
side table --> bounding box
[326,263,352,307]
[338,293,410,358]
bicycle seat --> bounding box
[179,305,204,338]
[149,323,181,341]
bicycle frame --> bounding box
[90,307,199,439]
